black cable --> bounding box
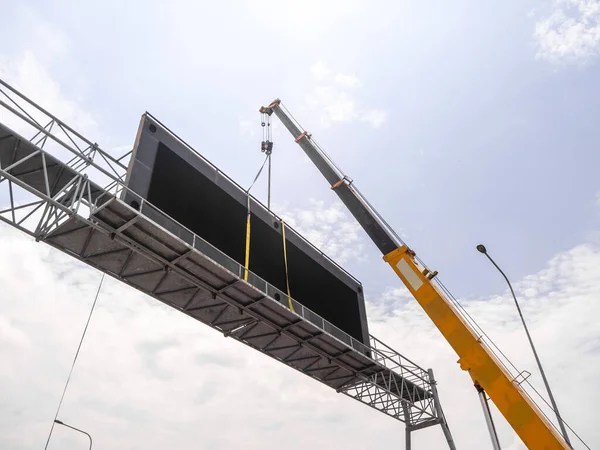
[44,273,105,450]
[247,153,269,193]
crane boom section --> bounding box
[263,99,570,450]
[384,247,568,450]
[267,101,399,255]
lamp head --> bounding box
[476,244,487,254]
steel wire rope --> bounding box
[246,153,270,194]
[436,275,588,448]
[243,150,294,311]
[416,262,589,449]
[44,273,105,450]
[309,136,346,178]
[351,184,406,246]
[243,153,270,281]
[260,109,273,208]
[282,103,554,404]
[412,253,531,375]
[279,103,402,248]
[438,276,586,448]
[278,99,589,448]
[281,108,404,247]
[299,135,405,246]
[279,103,346,178]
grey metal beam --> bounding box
[0,82,455,442]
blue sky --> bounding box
[3,0,599,297]
[1,1,599,449]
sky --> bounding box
[0,0,599,449]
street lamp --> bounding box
[54,420,93,450]
[476,244,571,447]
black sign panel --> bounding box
[123,114,369,345]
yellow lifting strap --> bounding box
[242,154,293,312]
[243,153,269,282]
[281,220,294,312]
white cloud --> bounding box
[310,61,333,82]
[306,86,357,124]
[0,315,29,348]
[305,62,387,128]
[360,109,387,128]
[0,10,597,448]
[237,0,364,48]
[0,51,97,138]
[1,220,598,449]
[278,198,366,264]
[0,49,130,192]
[0,10,102,164]
[239,118,256,136]
[534,0,600,64]
[0,223,412,450]
[334,73,362,89]
[369,243,600,449]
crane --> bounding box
[259,99,571,450]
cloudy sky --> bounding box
[1,0,599,449]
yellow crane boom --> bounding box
[261,99,570,449]
[384,246,568,449]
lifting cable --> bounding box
[244,115,294,312]
[244,154,269,281]
[44,273,105,450]
[417,256,591,449]
[260,109,273,210]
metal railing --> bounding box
[0,76,433,398]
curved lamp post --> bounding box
[54,420,92,450]
[476,244,571,447]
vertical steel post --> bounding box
[402,402,412,450]
[428,369,457,450]
[476,385,502,450]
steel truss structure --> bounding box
[0,78,455,449]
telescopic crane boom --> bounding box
[260,99,571,450]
